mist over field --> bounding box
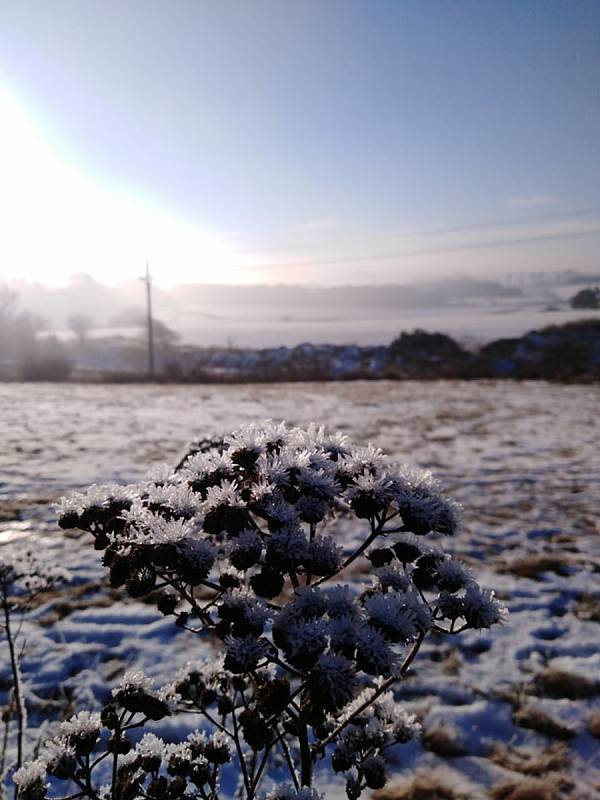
[6,270,600,349]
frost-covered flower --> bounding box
[229,529,263,570]
[37,420,503,800]
[375,563,410,592]
[462,585,507,628]
[292,586,327,618]
[436,558,473,593]
[59,711,102,739]
[265,784,323,800]
[355,625,397,676]
[307,535,342,576]
[308,652,357,710]
[13,759,48,790]
[364,592,420,643]
[224,636,270,673]
[265,526,309,570]
[324,586,359,619]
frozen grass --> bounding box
[490,774,575,800]
[373,766,477,800]
[1,380,599,795]
[488,742,569,775]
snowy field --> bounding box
[170,302,600,349]
[1,380,600,798]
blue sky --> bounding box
[1,1,599,286]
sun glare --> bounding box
[0,85,244,287]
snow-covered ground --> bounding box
[170,302,600,349]
[1,381,599,797]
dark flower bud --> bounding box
[47,752,77,779]
[204,740,231,764]
[219,572,241,590]
[203,505,248,536]
[157,592,179,615]
[214,620,232,640]
[283,717,298,736]
[58,512,79,530]
[71,730,99,757]
[239,709,270,750]
[106,516,126,535]
[332,749,354,773]
[250,568,284,598]
[189,763,210,787]
[148,776,169,799]
[350,492,383,519]
[17,780,47,800]
[168,776,187,798]
[79,505,104,529]
[93,531,111,550]
[152,544,178,568]
[412,553,443,591]
[122,780,142,800]
[109,556,131,588]
[167,756,191,777]
[399,504,432,536]
[362,754,387,789]
[368,548,394,567]
[101,703,119,729]
[345,774,362,800]
[255,677,290,715]
[102,545,119,567]
[141,754,162,773]
[199,688,217,707]
[282,484,300,504]
[392,541,421,564]
[231,675,247,692]
[231,448,260,471]
[126,566,157,598]
[116,688,170,720]
[108,734,132,754]
[230,542,262,571]
[217,695,234,715]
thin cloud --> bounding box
[237,216,600,274]
[505,195,559,209]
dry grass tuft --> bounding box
[499,554,571,579]
[513,704,576,740]
[575,594,600,622]
[441,648,463,676]
[586,710,600,738]
[373,767,475,800]
[422,723,467,757]
[535,666,599,700]
[488,742,569,776]
[490,774,575,800]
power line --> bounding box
[234,218,600,273]
[143,262,155,375]
[231,207,600,258]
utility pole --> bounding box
[143,262,155,376]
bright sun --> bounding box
[0,85,245,287]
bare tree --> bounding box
[68,313,94,345]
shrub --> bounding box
[15,422,505,800]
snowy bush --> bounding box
[16,422,505,800]
[1,547,67,781]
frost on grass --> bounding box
[14,421,505,800]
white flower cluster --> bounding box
[32,421,506,800]
[265,785,323,800]
[0,545,67,601]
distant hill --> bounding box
[169,277,521,309]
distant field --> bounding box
[1,381,599,795]
[172,302,600,348]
